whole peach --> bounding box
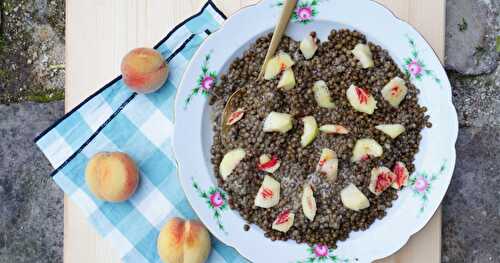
[85,152,139,202]
[157,218,211,263]
[121,47,168,93]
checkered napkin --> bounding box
[35,2,248,262]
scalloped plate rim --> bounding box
[173,0,458,262]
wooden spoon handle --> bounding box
[258,0,298,79]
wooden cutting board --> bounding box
[65,0,444,262]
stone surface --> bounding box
[0,0,499,263]
[451,66,500,127]
[442,127,500,263]
[0,0,65,104]
[0,101,64,263]
[445,0,499,75]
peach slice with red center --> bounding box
[381,77,408,107]
[254,175,281,208]
[301,184,317,221]
[369,167,396,195]
[257,154,281,173]
[226,108,245,125]
[351,43,374,68]
[264,52,295,80]
[316,148,338,181]
[351,138,383,162]
[272,209,295,233]
[346,85,377,114]
[319,124,349,134]
[391,161,409,189]
[219,148,246,180]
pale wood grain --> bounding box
[65,0,444,262]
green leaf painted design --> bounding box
[409,160,447,214]
[191,178,228,233]
[402,35,442,87]
[295,245,349,263]
[184,50,217,108]
[274,0,327,24]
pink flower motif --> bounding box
[296,6,313,21]
[414,176,429,193]
[408,60,422,76]
[201,76,215,91]
[313,244,329,257]
[209,192,224,208]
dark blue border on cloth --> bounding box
[34,0,226,143]
[48,28,214,177]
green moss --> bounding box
[26,89,64,103]
[3,1,14,13]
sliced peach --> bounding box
[369,167,396,195]
[254,175,281,208]
[257,154,281,173]
[300,32,318,59]
[375,124,406,139]
[313,80,335,109]
[319,124,349,134]
[219,148,246,180]
[277,68,296,90]
[301,184,317,221]
[272,209,295,233]
[277,52,295,70]
[263,112,293,133]
[381,77,408,107]
[226,108,245,125]
[340,183,370,211]
[391,161,409,189]
[264,56,281,80]
[351,138,383,162]
[300,116,319,147]
[351,43,374,68]
[346,85,377,114]
[316,148,338,181]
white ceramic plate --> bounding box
[174,0,458,262]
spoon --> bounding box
[220,0,298,140]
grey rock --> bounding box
[451,66,500,127]
[445,0,499,75]
[0,101,64,263]
[442,126,500,263]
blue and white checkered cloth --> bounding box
[35,2,248,262]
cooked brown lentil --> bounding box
[209,29,430,248]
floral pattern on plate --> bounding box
[274,0,328,24]
[185,51,217,108]
[409,160,447,213]
[295,244,349,263]
[403,36,442,86]
[192,178,228,233]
